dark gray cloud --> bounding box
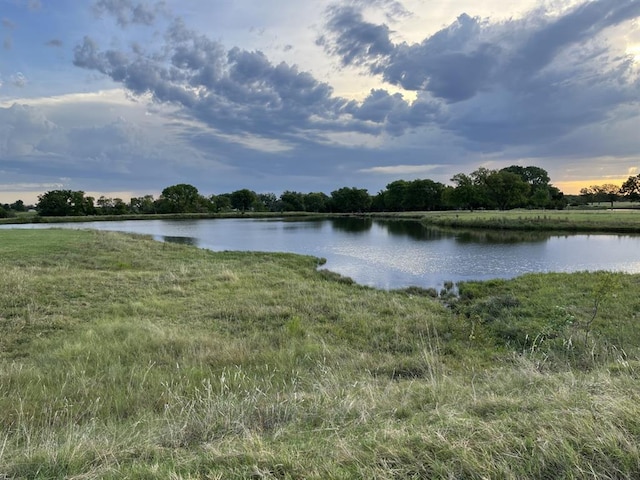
[69,0,640,182]
[322,1,640,100]
[317,5,395,68]
[74,16,407,139]
[320,0,640,148]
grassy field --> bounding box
[0,211,323,225]
[415,209,640,233]
[1,229,640,478]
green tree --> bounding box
[303,192,329,212]
[502,165,552,208]
[404,179,445,211]
[157,184,206,213]
[470,167,495,208]
[280,191,305,211]
[485,171,530,210]
[384,180,409,211]
[36,190,95,216]
[130,195,156,214]
[450,173,478,210]
[330,187,371,213]
[370,191,386,212]
[548,186,567,210]
[230,189,258,213]
[257,193,279,212]
[210,194,232,212]
[502,165,550,187]
[112,198,129,215]
[9,199,26,212]
[96,196,128,215]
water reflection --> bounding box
[330,217,373,233]
[453,229,550,244]
[381,220,447,241]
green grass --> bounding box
[416,209,640,233]
[0,211,324,225]
[1,229,640,478]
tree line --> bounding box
[0,165,575,218]
[23,165,640,217]
[577,174,640,208]
[8,167,640,219]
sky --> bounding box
[1,0,639,204]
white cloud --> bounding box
[360,164,442,175]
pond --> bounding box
[3,217,640,290]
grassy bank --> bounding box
[417,209,640,233]
[0,211,324,225]
[1,229,640,478]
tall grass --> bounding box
[1,229,639,478]
[418,209,640,233]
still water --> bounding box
[4,217,640,290]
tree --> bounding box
[257,193,279,212]
[403,179,445,211]
[211,194,232,212]
[484,171,530,210]
[450,173,478,210]
[157,184,206,213]
[96,196,128,215]
[9,200,26,212]
[303,192,329,212]
[330,187,371,213]
[384,180,409,211]
[280,191,305,211]
[370,191,386,212]
[502,165,556,208]
[36,190,95,216]
[230,189,257,213]
[580,187,596,204]
[502,165,550,187]
[470,167,495,208]
[597,184,620,209]
[547,186,567,210]
[130,195,156,214]
[621,174,640,202]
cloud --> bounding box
[2,18,16,29]
[317,5,395,68]
[73,17,397,141]
[92,0,167,26]
[46,39,63,47]
[359,164,441,175]
[319,0,640,149]
[0,103,55,157]
[76,0,640,155]
[10,72,27,87]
